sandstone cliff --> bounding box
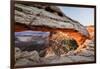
[14,3,90,46]
[14,2,95,67]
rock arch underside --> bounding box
[14,2,95,67]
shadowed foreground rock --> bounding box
[15,40,94,67]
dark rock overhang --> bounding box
[14,3,90,38]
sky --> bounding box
[59,6,94,26]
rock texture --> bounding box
[14,2,95,67]
[15,47,41,67]
[15,34,95,67]
[44,31,78,58]
[15,28,95,67]
[86,25,94,39]
[14,3,90,46]
[14,3,88,34]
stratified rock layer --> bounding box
[14,2,95,67]
[14,3,90,46]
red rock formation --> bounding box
[15,23,87,46]
[86,25,94,39]
[14,3,90,49]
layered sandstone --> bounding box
[14,3,89,46]
[14,2,95,67]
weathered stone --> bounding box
[67,55,94,62]
[86,25,94,39]
[20,50,40,62]
[15,58,35,66]
[78,50,94,57]
[14,2,95,66]
[15,50,41,66]
[44,31,78,57]
[20,51,29,58]
[14,3,89,47]
[49,57,73,64]
[28,51,40,62]
[15,3,89,37]
[66,50,75,56]
[15,47,21,60]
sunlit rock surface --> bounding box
[14,3,89,46]
[14,2,95,67]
